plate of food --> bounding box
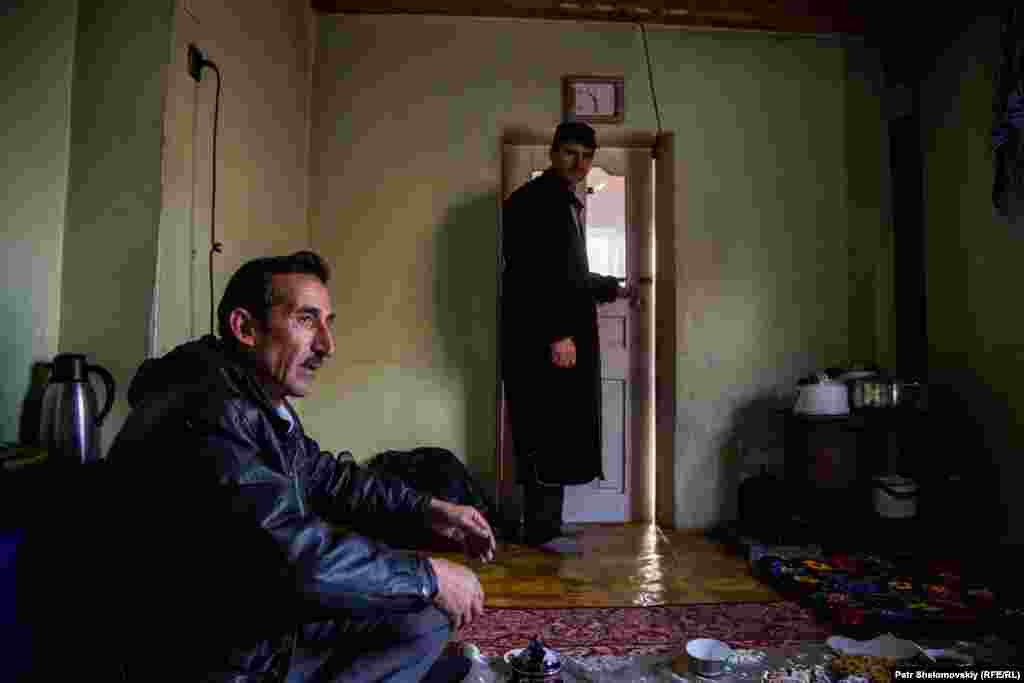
[826,634,919,661]
[828,653,901,683]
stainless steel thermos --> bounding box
[38,353,116,464]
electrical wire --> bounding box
[205,59,223,336]
[638,23,664,138]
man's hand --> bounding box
[550,337,576,368]
[428,557,485,632]
[618,283,641,309]
[427,499,496,563]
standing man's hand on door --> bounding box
[619,283,642,310]
[551,338,576,368]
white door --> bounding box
[499,144,653,524]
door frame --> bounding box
[494,128,677,530]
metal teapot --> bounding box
[506,637,563,681]
[38,353,116,464]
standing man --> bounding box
[500,122,636,550]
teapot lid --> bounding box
[507,637,562,676]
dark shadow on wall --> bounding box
[17,363,51,446]
[432,191,501,496]
[716,393,791,530]
[914,373,1021,602]
[924,376,1012,544]
[0,291,51,446]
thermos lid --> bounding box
[50,353,89,382]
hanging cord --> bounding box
[638,22,664,141]
[205,60,223,336]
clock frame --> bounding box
[563,75,625,124]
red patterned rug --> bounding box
[459,601,833,657]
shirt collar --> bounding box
[275,402,295,433]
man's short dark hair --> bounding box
[217,250,330,344]
[551,121,597,152]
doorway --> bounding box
[497,136,658,526]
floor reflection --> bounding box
[434,522,782,608]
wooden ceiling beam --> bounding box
[310,0,868,35]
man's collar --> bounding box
[212,336,294,428]
[275,402,295,433]
[542,168,581,195]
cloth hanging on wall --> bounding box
[992,8,1024,218]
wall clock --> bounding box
[563,75,624,124]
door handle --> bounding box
[612,277,649,311]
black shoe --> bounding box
[533,536,582,555]
[523,528,561,547]
[524,523,583,546]
[422,653,472,683]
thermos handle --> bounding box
[87,364,117,426]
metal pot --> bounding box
[847,375,891,410]
[891,380,927,410]
[872,475,918,519]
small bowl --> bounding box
[686,638,734,678]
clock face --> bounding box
[573,81,617,117]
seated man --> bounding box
[104,250,495,682]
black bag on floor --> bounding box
[363,446,502,548]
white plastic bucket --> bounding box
[872,475,918,519]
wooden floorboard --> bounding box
[434,523,783,608]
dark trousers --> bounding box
[286,606,452,683]
[522,478,565,545]
[505,384,566,545]
[111,607,452,683]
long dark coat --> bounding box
[501,169,621,486]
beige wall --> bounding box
[922,15,1024,545]
[846,44,894,371]
[154,0,315,358]
[2,2,893,532]
[60,0,175,454]
[0,0,78,444]
[306,15,891,528]
[2,0,316,455]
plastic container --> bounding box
[872,474,918,519]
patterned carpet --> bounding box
[458,601,833,657]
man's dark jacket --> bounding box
[501,168,620,485]
[99,336,440,680]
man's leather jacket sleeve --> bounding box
[191,402,439,617]
[301,435,433,526]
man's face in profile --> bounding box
[249,273,336,403]
[549,142,595,186]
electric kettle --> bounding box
[793,374,849,416]
[38,353,116,464]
